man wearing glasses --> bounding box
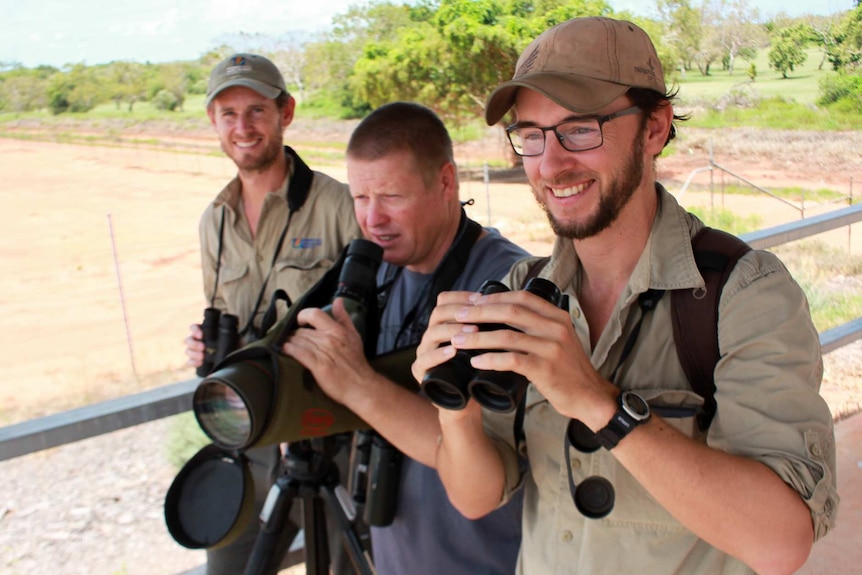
[413,16,839,574]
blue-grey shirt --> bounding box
[371,227,529,575]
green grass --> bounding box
[688,183,847,203]
[687,96,862,130]
[674,47,830,105]
[165,412,210,471]
[688,206,763,236]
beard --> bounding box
[221,128,284,174]
[537,133,645,240]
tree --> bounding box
[656,0,703,74]
[825,4,862,71]
[302,1,416,116]
[711,0,765,75]
[349,0,613,124]
[46,64,101,114]
[104,61,148,112]
[768,24,811,78]
[0,65,53,112]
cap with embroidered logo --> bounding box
[485,17,666,125]
[206,53,287,107]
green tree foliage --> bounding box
[711,0,765,76]
[303,1,417,118]
[349,0,612,124]
[818,72,862,112]
[825,4,862,71]
[0,65,54,112]
[656,0,703,75]
[47,64,101,114]
[104,61,149,112]
[768,24,811,78]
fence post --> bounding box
[107,213,138,380]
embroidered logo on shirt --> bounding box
[291,237,323,249]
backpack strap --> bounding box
[671,227,751,430]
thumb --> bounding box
[330,297,360,333]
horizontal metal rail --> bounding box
[2,203,862,462]
[740,203,862,250]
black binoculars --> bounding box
[421,277,567,413]
[196,307,240,377]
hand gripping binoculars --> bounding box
[420,277,567,413]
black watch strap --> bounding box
[595,391,650,450]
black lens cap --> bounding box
[566,418,601,453]
[574,476,615,519]
[164,444,254,549]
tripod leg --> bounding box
[321,485,376,575]
[299,486,331,575]
[243,476,298,575]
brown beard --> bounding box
[538,132,645,240]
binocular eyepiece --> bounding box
[421,277,566,413]
[197,308,240,377]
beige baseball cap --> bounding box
[206,53,287,107]
[485,17,666,125]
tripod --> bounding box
[243,436,375,575]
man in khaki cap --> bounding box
[184,52,360,575]
[413,17,839,574]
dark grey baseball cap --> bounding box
[206,53,286,107]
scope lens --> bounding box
[194,381,252,449]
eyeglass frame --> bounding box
[505,105,642,157]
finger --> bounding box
[295,307,338,330]
[456,297,569,336]
[416,321,478,356]
[411,342,457,383]
[433,289,480,306]
[329,298,362,334]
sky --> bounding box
[0,0,856,69]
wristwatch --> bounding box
[595,391,651,450]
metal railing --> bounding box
[2,202,861,462]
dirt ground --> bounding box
[0,122,860,427]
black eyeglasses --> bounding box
[506,105,641,157]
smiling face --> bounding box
[514,89,650,240]
[207,86,294,174]
[347,149,460,274]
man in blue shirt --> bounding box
[282,101,528,574]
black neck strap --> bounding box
[378,208,482,348]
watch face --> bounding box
[621,391,650,421]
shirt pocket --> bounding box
[218,263,251,310]
[273,257,335,303]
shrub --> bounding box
[152,89,180,111]
[818,72,862,113]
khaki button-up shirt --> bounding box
[199,149,362,340]
[488,185,839,574]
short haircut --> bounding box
[347,102,454,184]
[626,87,688,149]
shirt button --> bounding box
[560,530,573,543]
[571,307,581,319]
[570,459,581,470]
